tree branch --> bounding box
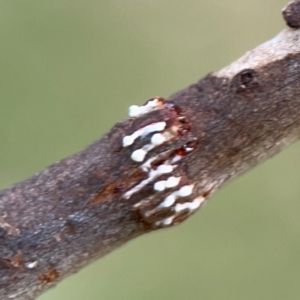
[1,2,300,299]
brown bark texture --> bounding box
[2,2,300,299]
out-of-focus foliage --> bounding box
[1,0,299,299]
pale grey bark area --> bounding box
[216,29,300,78]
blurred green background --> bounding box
[1,0,299,299]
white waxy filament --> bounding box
[153,181,166,192]
[128,99,161,118]
[178,185,194,197]
[163,195,176,207]
[165,176,181,188]
[123,122,166,147]
[157,196,205,227]
[123,163,176,199]
[175,196,205,213]
[151,133,166,145]
[153,177,181,192]
[131,149,147,162]
[160,184,194,208]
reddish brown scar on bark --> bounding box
[38,268,59,284]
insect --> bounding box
[121,97,207,229]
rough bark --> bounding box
[1,3,300,299]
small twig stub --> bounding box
[282,0,300,28]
